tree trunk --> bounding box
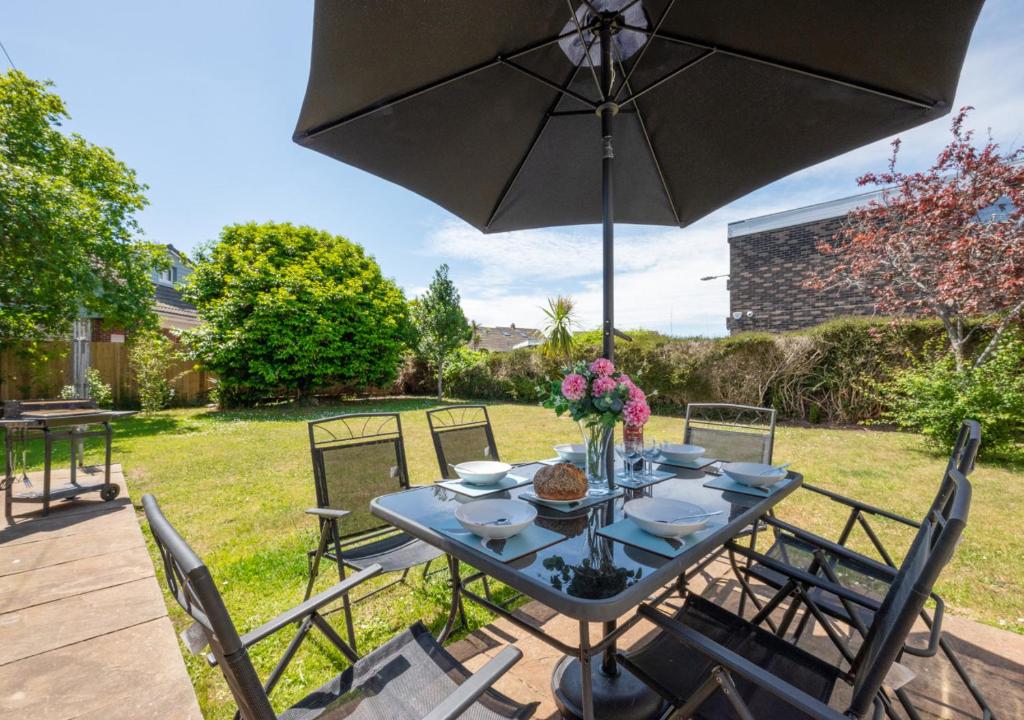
[936,309,966,373]
[437,359,444,401]
[974,299,1024,369]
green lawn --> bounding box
[34,399,1024,718]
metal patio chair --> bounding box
[427,405,501,479]
[304,412,444,651]
[729,419,993,719]
[683,403,777,465]
[680,403,777,584]
[426,405,504,601]
[620,463,973,720]
[142,495,530,720]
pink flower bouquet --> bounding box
[543,358,651,430]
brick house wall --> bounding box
[727,215,877,334]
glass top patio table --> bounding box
[371,461,802,623]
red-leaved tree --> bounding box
[807,108,1024,371]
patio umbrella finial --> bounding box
[558,0,649,68]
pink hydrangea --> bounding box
[561,373,587,401]
[589,358,615,376]
[628,385,646,403]
[618,373,634,388]
[592,375,618,396]
[623,399,651,427]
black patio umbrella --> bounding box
[292,3,983,717]
[294,0,983,362]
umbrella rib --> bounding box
[612,0,677,103]
[500,59,598,109]
[618,50,715,107]
[484,63,586,230]
[565,0,603,98]
[613,43,680,226]
[295,29,581,141]
[640,27,940,111]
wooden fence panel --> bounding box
[0,341,210,406]
[0,343,72,401]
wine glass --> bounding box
[614,443,634,482]
[641,438,661,478]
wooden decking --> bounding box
[0,465,201,719]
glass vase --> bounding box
[579,421,614,495]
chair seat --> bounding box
[746,534,891,626]
[620,595,839,720]
[320,531,445,573]
[280,622,529,720]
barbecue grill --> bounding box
[2,399,136,517]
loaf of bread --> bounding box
[533,462,587,501]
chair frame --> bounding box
[625,464,972,720]
[143,494,523,720]
[426,404,500,479]
[684,403,777,465]
[304,412,443,651]
[728,421,991,719]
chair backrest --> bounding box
[847,465,972,717]
[308,413,409,540]
[426,405,500,479]
[143,494,277,720]
[949,419,981,476]
[683,403,776,464]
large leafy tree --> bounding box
[412,264,470,400]
[0,70,160,355]
[181,222,410,405]
[808,108,1024,372]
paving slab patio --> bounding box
[0,465,202,720]
[449,559,1024,720]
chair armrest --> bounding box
[902,594,944,658]
[800,484,921,528]
[306,508,350,520]
[422,646,523,720]
[727,541,881,612]
[240,563,381,647]
[636,604,848,720]
[207,564,383,666]
[764,517,898,580]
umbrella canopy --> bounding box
[294,1,983,233]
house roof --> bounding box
[470,326,544,352]
[153,283,197,320]
[727,188,885,239]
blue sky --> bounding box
[4,1,1022,337]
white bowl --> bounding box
[455,499,536,539]
[452,461,513,485]
[553,444,586,463]
[625,497,710,538]
[658,443,706,464]
[721,462,787,487]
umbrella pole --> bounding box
[600,22,615,364]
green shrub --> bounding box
[59,367,113,407]
[882,331,1024,458]
[129,331,176,412]
[181,222,411,406]
[436,317,1007,430]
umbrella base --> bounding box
[552,654,666,720]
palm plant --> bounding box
[541,295,579,362]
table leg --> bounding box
[439,554,463,644]
[552,618,665,720]
[43,430,52,515]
